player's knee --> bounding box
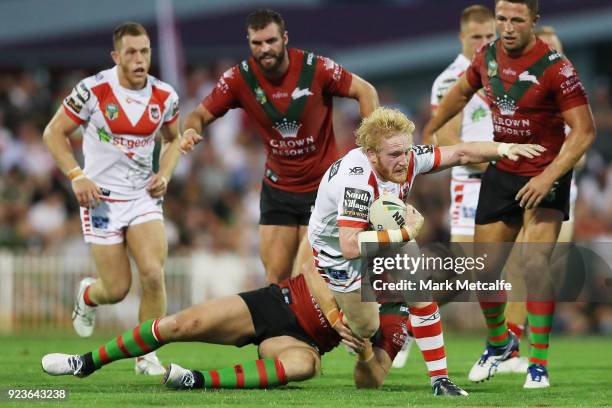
[158,315,181,341]
[139,264,165,292]
[301,352,320,379]
[281,350,320,381]
[521,254,547,272]
[105,282,130,303]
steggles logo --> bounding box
[274,118,301,139]
[495,94,517,116]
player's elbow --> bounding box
[361,81,378,102]
[584,122,596,145]
[42,122,61,148]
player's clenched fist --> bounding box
[71,177,102,208]
[179,128,203,154]
[146,174,168,198]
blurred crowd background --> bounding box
[1,0,611,334]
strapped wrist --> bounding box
[325,308,340,327]
[67,166,84,181]
[497,143,513,158]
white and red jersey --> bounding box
[63,66,179,200]
[431,54,494,179]
[308,145,440,292]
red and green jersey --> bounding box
[278,274,340,354]
[203,48,353,193]
[466,38,588,176]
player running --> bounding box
[307,107,543,386]
[180,9,379,284]
[423,0,595,388]
[424,4,527,374]
[42,22,182,375]
[42,255,466,396]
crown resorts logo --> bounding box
[495,94,517,116]
[274,118,301,139]
[560,64,574,79]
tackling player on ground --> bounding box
[43,22,182,375]
[308,107,542,391]
[423,0,595,388]
[42,244,465,396]
[180,9,379,284]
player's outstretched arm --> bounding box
[347,73,380,118]
[427,106,488,173]
[43,107,101,207]
[180,104,217,153]
[149,119,181,198]
[422,75,477,143]
[433,141,546,172]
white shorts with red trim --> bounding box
[80,194,163,245]
[449,177,482,237]
[312,247,362,293]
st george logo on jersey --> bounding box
[148,104,161,123]
[105,103,119,121]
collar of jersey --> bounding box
[109,65,152,97]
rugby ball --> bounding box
[369,194,407,231]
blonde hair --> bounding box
[460,5,494,31]
[355,107,415,152]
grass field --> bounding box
[0,331,610,407]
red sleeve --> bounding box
[430,146,441,172]
[548,59,589,113]
[465,45,486,90]
[202,66,241,118]
[317,56,353,97]
[337,219,369,228]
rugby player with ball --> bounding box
[308,106,543,394]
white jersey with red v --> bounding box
[62,66,179,200]
[307,145,440,292]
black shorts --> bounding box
[237,285,318,351]
[260,181,317,226]
[475,164,572,225]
